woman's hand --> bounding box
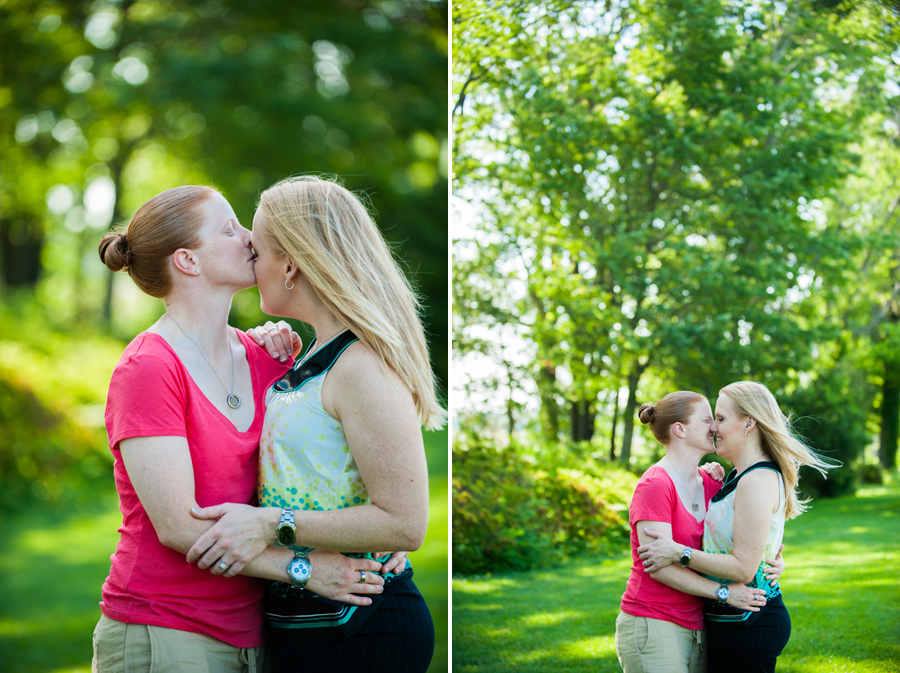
[763,544,785,586]
[247,320,302,362]
[725,583,768,612]
[186,503,279,577]
[307,550,385,606]
[637,528,684,572]
[374,551,409,575]
[700,461,725,481]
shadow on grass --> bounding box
[453,556,630,673]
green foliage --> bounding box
[452,436,638,575]
[0,302,122,513]
[786,370,870,499]
[453,0,900,459]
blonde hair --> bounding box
[99,186,218,297]
[258,175,446,430]
[639,391,708,445]
[720,381,836,519]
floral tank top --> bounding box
[257,330,409,578]
[702,462,785,598]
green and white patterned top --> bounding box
[258,333,368,515]
[702,462,785,598]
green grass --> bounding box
[452,484,900,673]
[0,429,449,673]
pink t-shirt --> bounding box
[99,330,289,648]
[620,465,722,631]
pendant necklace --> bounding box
[166,313,241,409]
[666,457,701,512]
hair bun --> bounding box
[638,403,655,424]
[99,231,130,272]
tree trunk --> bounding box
[609,388,620,461]
[102,157,127,327]
[539,361,560,440]
[570,398,595,442]
[619,361,647,464]
[505,361,516,444]
[0,215,43,287]
[880,363,899,470]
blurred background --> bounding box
[0,1,448,671]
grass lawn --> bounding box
[0,429,449,673]
[452,484,900,673]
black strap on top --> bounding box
[272,330,359,393]
[711,461,782,503]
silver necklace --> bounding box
[166,313,241,409]
[666,457,701,512]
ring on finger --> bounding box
[360,570,367,583]
[218,561,229,571]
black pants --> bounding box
[265,576,435,673]
[707,593,791,673]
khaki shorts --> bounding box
[91,614,263,673]
[615,611,706,673]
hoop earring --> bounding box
[284,279,294,290]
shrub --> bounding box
[0,305,123,512]
[452,437,638,575]
[452,439,550,574]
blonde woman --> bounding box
[639,381,834,673]
[185,175,444,672]
[616,391,782,673]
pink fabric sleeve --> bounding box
[106,339,189,449]
[629,470,676,525]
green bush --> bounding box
[452,437,638,575]
[0,304,123,512]
[453,439,549,574]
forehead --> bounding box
[206,192,236,221]
[715,394,736,415]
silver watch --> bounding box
[287,549,311,590]
[678,546,692,566]
[716,584,730,602]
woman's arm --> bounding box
[120,436,384,605]
[187,343,429,566]
[634,520,767,610]
[639,469,783,583]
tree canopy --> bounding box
[453,0,900,472]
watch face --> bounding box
[276,525,296,547]
[289,557,311,583]
[717,586,729,601]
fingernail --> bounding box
[257,340,265,345]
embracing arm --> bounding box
[120,436,383,604]
[189,343,429,561]
[639,469,783,584]
[635,520,767,611]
